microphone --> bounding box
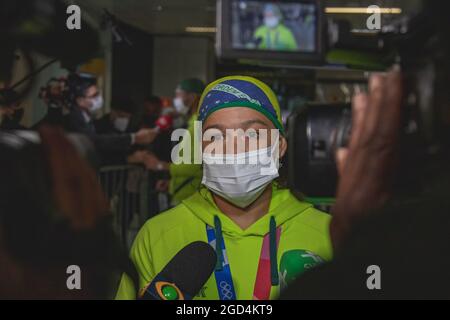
[139,241,217,300]
[254,37,263,46]
[154,115,173,133]
[279,250,325,291]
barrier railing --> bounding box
[98,165,169,248]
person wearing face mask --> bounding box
[93,96,148,166]
[95,96,138,135]
[116,76,332,300]
[253,4,298,51]
[172,78,205,128]
[0,89,26,130]
[56,73,158,165]
[143,78,205,205]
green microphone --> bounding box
[279,250,325,291]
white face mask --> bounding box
[113,117,130,132]
[265,16,279,29]
[88,95,104,113]
[173,97,189,115]
[202,145,280,208]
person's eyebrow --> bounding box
[204,120,271,132]
[241,119,271,128]
[203,124,226,132]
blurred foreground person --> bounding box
[282,2,450,298]
[0,127,136,299]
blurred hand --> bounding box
[127,150,147,165]
[143,152,165,171]
[331,70,403,250]
[155,180,170,193]
[39,126,110,230]
[134,128,158,145]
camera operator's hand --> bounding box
[134,128,158,145]
[39,126,110,230]
[331,70,403,251]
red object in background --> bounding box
[160,97,172,108]
[155,115,173,132]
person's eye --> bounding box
[245,131,259,139]
[211,133,224,141]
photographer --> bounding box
[282,1,450,299]
[36,73,159,165]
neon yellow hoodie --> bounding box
[116,183,332,300]
[168,114,202,205]
[254,24,298,51]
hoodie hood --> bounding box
[182,183,313,237]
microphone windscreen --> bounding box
[160,241,217,297]
[155,115,173,131]
[280,250,325,290]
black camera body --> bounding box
[39,73,97,109]
[289,1,450,198]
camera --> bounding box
[285,1,450,198]
[39,73,97,109]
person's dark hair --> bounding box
[145,95,162,107]
[0,131,136,299]
[68,73,97,100]
[111,96,138,115]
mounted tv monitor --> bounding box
[216,0,324,65]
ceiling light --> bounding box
[325,7,402,14]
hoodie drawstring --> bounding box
[269,216,279,286]
[214,216,224,271]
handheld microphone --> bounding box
[139,241,217,300]
[154,115,173,133]
[279,250,325,291]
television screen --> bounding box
[230,1,318,53]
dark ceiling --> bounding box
[75,0,423,35]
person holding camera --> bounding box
[0,89,26,130]
[282,1,450,299]
[35,73,159,164]
[63,73,157,147]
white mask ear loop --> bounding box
[260,135,281,176]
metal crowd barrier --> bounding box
[98,165,169,248]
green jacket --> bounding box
[254,24,298,51]
[116,184,333,300]
[168,114,202,205]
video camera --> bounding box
[39,73,98,109]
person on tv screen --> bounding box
[253,4,298,51]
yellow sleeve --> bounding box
[115,222,156,300]
[115,274,137,300]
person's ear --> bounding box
[279,136,288,159]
